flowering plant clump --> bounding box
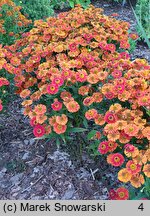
[0,0,32,111]
[1,4,150,199]
[0,45,10,112]
[0,0,32,45]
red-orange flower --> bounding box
[83,96,94,106]
[56,114,68,125]
[108,141,118,152]
[47,84,59,94]
[118,168,132,183]
[98,141,109,154]
[65,100,80,113]
[34,104,47,115]
[53,123,67,134]
[124,124,139,137]
[116,187,129,200]
[33,124,45,137]
[107,153,124,167]
[126,160,141,174]
[51,99,62,111]
[143,164,150,177]
[85,109,98,120]
[104,111,118,124]
[0,103,3,112]
[130,174,145,188]
[94,114,105,126]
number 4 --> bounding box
[138,203,144,211]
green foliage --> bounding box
[0,3,30,45]
[67,0,91,8]
[135,0,150,39]
[128,38,137,53]
[14,0,54,20]
[129,177,150,200]
[50,0,69,10]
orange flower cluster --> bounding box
[0,0,31,36]
[0,5,149,190]
[0,45,7,69]
[1,4,132,134]
[0,45,9,111]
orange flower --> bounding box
[78,86,89,96]
[83,96,94,106]
[56,114,68,125]
[45,125,52,135]
[76,69,87,82]
[118,168,132,183]
[34,104,47,115]
[101,83,114,95]
[124,124,139,137]
[36,115,47,124]
[126,160,141,174]
[124,144,139,158]
[66,100,80,113]
[94,114,105,126]
[85,109,98,120]
[21,100,33,107]
[134,117,146,127]
[119,131,131,144]
[87,74,99,84]
[98,71,108,81]
[142,127,150,140]
[10,56,21,66]
[143,164,150,177]
[104,111,118,124]
[118,90,130,102]
[107,153,124,167]
[116,187,129,200]
[108,141,118,152]
[53,123,67,134]
[23,106,31,116]
[109,103,122,113]
[20,89,31,98]
[33,124,45,137]
[104,124,117,134]
[92,92,103,103]
[49,116,57,126]
[107,131,120,142]
[130,174,145,188]
[133,151,147,165]
[115,120,127,130]
[98,141,109,154]
[60,91,72,100]
[53,44,64,53]
[145,149,150,161]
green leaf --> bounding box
[129,187,136,200]
[83,118,88,128]
[60,134,66,144]
[56,138,60,148]
[87,130,97,140]
[129,1,150,48]
[68,127,88,133]
[80,0,91,8]
[69,0,75,8]
[33,135,47,140]
[88,140,100,156]
[131,192,145,200]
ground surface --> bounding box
[0,0,150,200]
